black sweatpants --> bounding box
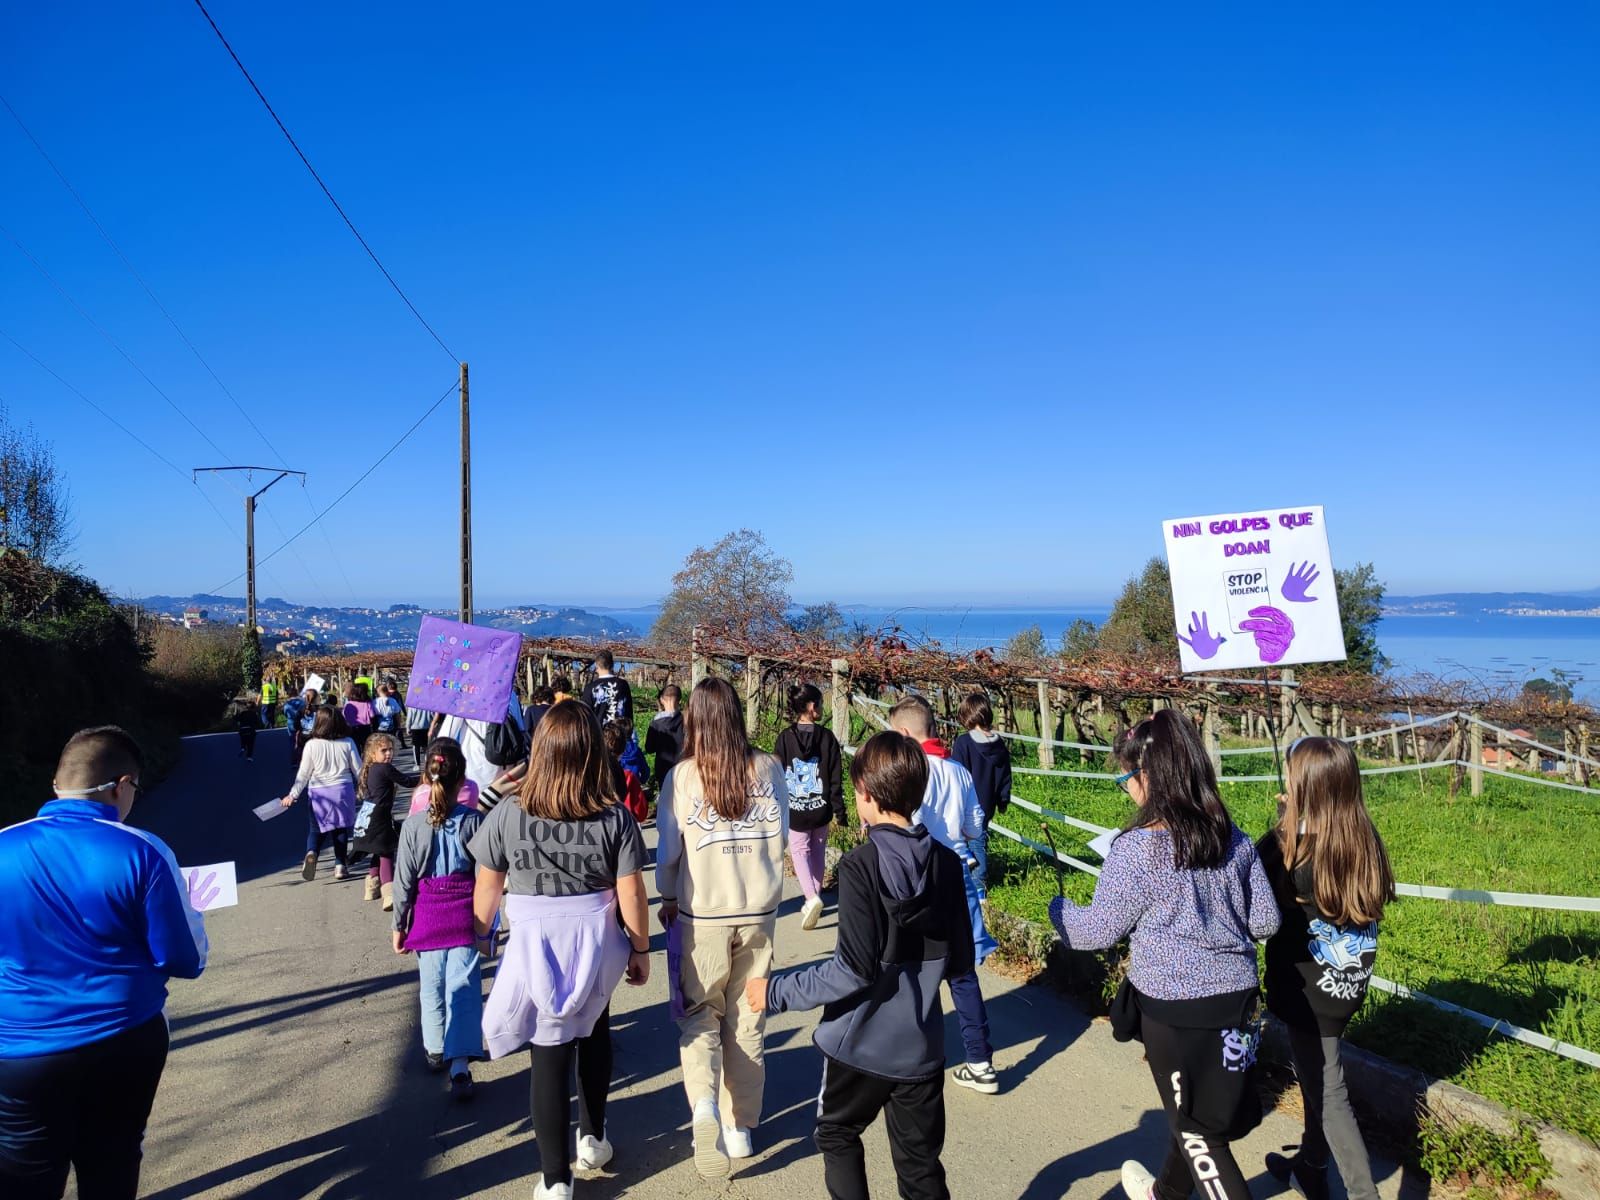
[529,1008,612,1188]
[0,1013,169,1200]
[1142,1016,1255,1200]
[814,1056,948,1200]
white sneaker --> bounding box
[723,1126,754,1159]
[576,1130,613,1170]
[691,1097,730,1179]
[532,1178,573,1200]
[1120,1159,1156,1200]
[800,896,824,930]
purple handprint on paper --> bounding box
[1239,606,1296,664]
[1281,561,1321,603]
[186,869,220,913]
[1177,611,1226,660]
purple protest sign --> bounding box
[404,616,523,724]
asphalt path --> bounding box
[110,730,1429,1199]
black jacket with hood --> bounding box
[766,823,973,1081]
[774,722,845,833]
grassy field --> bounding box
[630,688,1600,1145]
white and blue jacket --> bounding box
[0,798,208,1058]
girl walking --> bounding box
[1048,709,1280,1200]
[656,678,789,1179]
[343,681,376,753]
[392,738,485,1099]
[279,705,363,881]
[773,683,843,930]
[351,733,421,910]
[1258,738,1394,1200]
[469,703,651,1200]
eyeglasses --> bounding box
[59,775,142,799]
[1115,770,1139,793]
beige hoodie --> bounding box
[656,754,789,924]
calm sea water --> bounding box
[612,606,1600,700]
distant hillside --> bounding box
[130,594,638,651]
[1385,589,1600,617]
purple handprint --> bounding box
[1281,561,1321,603]
[186,869,220,912]
[1177,611,1226,660]
[1239,606,1296,664]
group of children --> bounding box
[258,648,1390,1200]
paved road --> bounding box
[112,730,1429,1199]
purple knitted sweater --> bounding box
[1049,826,1280,1000]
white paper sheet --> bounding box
[252,798,288,822]
[303,672,327,694]
[1087,830,1118,860]
[181,861,239,912]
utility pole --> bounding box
[193,467,306,633]
[460,361,473,624]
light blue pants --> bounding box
[416,945,483,1060]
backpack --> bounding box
[481,712,529,767]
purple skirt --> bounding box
[404,875,477,952]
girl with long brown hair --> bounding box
[468,702,650,1200]
[391,738,485,1099]
[1258,737,1394,1200]
[655,677,789,1180]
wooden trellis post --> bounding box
[745,655,761,733]
[831,658,850,747]
[1036,680,1055,770]
[691,626,706,688]
[1470,716,1484,796]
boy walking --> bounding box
[644,684,685,786]
[581,649,633,723]
[888,695,999,1096]
[747,731,971,1200]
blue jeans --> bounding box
[304,810,349,865]
[947,970,992,1064]
[417,945,483,1060]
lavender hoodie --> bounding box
[1049,826,1280,1000]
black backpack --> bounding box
[481,712,529,767]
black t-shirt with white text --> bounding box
[582,676,633,724]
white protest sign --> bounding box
[1162,505,1346,674]
[303,673,327,695]
[182,861,238,912]
[252,798,288,822]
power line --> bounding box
[0,91,289,468]
[1,93,352,602]
[207,380,457,592]
[189,0,459,364]
[0,222,234,461]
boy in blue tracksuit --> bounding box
[0,726,208,1199]
[748,731,972,1200]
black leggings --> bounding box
[1142,1016,1253,1200]
[529,1008,612,1187]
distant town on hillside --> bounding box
[1383,587,1600,618]
[129,594,638,655]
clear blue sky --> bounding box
[3,2,1597,609]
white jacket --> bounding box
[287,738,362,798]
[914,754,985,861]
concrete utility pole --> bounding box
[459,361,472,624]
[193,467,306,633]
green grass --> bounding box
[628,683,1600,1144]
[985,741,1600,1145]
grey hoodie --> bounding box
[766,823,973,1081]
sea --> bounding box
[602,605,1600,701]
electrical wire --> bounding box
[189,0,459,364]
[0,91,291,468]
[206,379,457,592]
[0,221,235,462]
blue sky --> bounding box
[2,2,1597,609]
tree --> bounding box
[1003,624,1046,662]
[1098,557,1179,658]
[1333,563,1386,675]
[1523,676,1574,704]
[1059,618,1100,660]
[0,405,71,564]
[652,529,794,648]
[790,601,846,642]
